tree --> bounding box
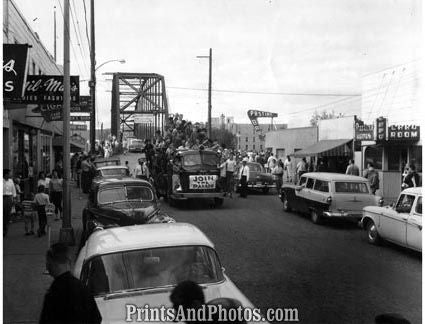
[210,127,236,149]
[310,110,344,127]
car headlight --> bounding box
[378,198,384,207]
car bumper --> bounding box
[322,211,363,219]
[171,192,226,200]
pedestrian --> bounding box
[3,169,17,237]
[125,161,130,176]
[219,157,227,195]
[170,281,205,324]
[402,164,420,190]
[284,156,295,183]
[22,193,36,235]
[272,160,284,193]
[363,162,380,195]
[37,171,47,188]
[76,155,82,188]
[134,159,145,179]
[238,158,250,198]
[49,170,63,221]
[345,159,360,176]
[267,153,276,173]
[225,153,237,198]
[296,157,308,182]
[316,159,327,172]
[13,177,23,220]
[34,185,50,237]
[39,242,102,324]
[81,156,91,193]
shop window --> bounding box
[245,145,248,151]
[409,146,422,173]
[245,137,248,142]
[387,147,408,171]
[253,145,255,150]
[253,137,255,142]
[364,146,383,170]
[260,145,263,151]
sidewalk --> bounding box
[3,183,87,324]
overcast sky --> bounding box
[13,0,422,128]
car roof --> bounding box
[402,187,422,195]
[85,223,215,258]
[178,149,217,156]
[97,165,127,170]
[301,172,368,182]
[94,177,152,187]
[94,157,121,163]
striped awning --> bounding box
[293,139,352,157]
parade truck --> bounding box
[153,147,225,207]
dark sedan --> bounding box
[235,162,274,193]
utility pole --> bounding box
[53,6,57,62]
[196,48,213,138]
[59,0,74,245]
[208,48,212,138]
[89,0,96,153]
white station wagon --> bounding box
[73,223,257,323]
[361,187,422,252]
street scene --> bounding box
[2,0,422,324]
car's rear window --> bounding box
[98,185,153,204]
[248,164,263,172]
[81,246,223,296]
[100,168,128,176]
[335,182,369,193]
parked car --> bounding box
[81,177,174,242]
[93,157,121,169]
[360,187,422,251]
[234,162,274,194]
[73,223,258,323]
[279,172,383,224]
[94,165,129,179]
[128,138,144,153]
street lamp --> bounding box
[90,58,125,153]
[196,48,212,139]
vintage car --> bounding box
[128,138,144,153]
[93,157,121,169]
[73,223,259,323]
[94,165,129,179]
[360,187,422,251]
[234,162,274,194]
[280,172,383,224]
[153,148,225,207]
[81,177,174,242]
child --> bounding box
[22,193,36,235]
[34,185,50,237]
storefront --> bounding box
[362,118,421,201]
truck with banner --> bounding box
[151,147,225,207]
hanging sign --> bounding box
[354,117,374,140]
[247,110,278,133]
[376,117,387,142]
[3,44,29,100]
[388,125,420,141]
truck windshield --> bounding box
[182,153,218,167]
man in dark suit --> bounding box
[40,243,102,324]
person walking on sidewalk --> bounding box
[40,243,102,324]
[22,193,36,235]
[3,169,17,237]
[239,158,250,198]
[49,170,63,221]
[34,185,50,237]
[272,160,284,193]
[225,153,237,198]
[346,159,360,176]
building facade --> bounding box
[3,0,66,193]
[359,60,422,200]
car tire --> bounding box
[214,198,224,208]
[311,209,322,224]
[282,194,291,212]
[366,221,381,245]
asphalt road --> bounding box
[121,152,422,324]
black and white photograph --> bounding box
[2,0,423,323]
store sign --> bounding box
[16,75,80,104]
[71,115,91,122]
[3,44,29,99]
[354,118,374,140]
[134,114,154,124]
[70,124,88,131]
[247,110,278,133]
[388,125,420,141]
[376,117,387,141]
[72,96,92,112]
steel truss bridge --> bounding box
[110,73,169,139]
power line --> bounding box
[82,0,91,54]
[167,86,360,97]
[70,0,90,75]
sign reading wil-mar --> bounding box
[19,75,80,104]
[388,125,420,141]
[189,175,217,190]
[3,44,29,99]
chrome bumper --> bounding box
[322,211,363,219]
[171,192,225,200]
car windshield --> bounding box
[248,163,263,172]
[81,246,223,296]
[335,182,369,193]
[100,168,128,177]
[130,139,143,145]
[95,160,120,168]
[182,153,219,167]
[98,185,154,204]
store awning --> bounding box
[52,136,86,151]
[293,139,352,157]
